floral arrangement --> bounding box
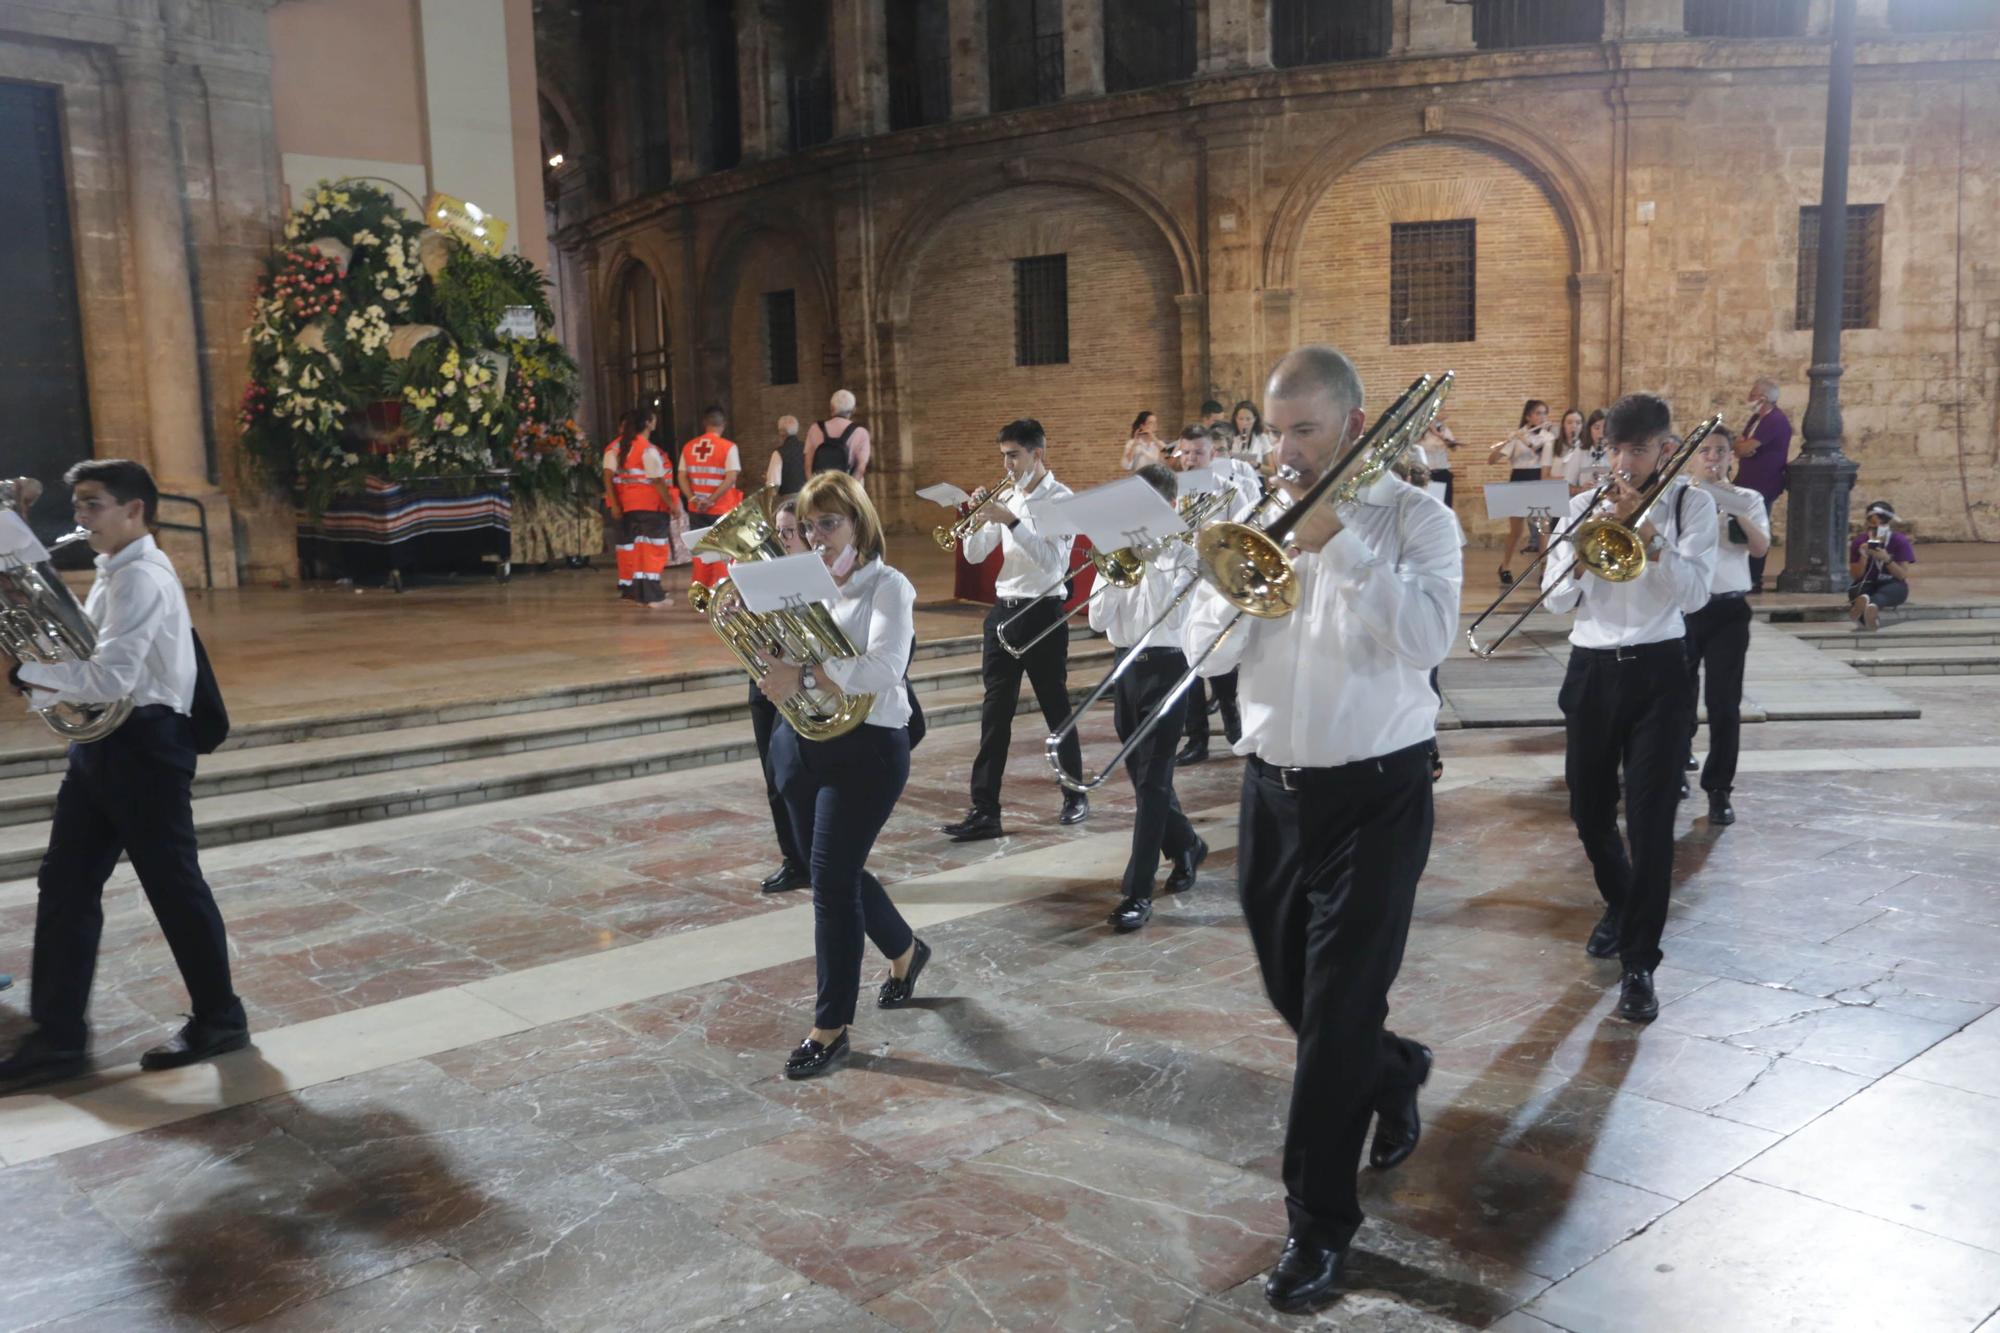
[240,181,593,512]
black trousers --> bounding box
[1684,595,1751,796]
[771,721,914,1029]
[1237,741,1434,1250]
[970,597,1080,812]
[1431,467,1453,512]
[1114,649,1197,899]
[748,685,805,868]
[32,708,244,1048]
[1560,642,1693,972]
[1747,551,1768,592]
[1183,669,1239,746]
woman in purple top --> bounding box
[1847,500,1916,632]
[1735,378,1793,592]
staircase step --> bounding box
[1795,623,2000,651]
[1765,601,2000,626]
[0,643,1118,828]
[1836,646,2000,677]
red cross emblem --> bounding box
[692,440,714,463]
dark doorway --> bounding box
[0,80,93,545]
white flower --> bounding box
[314,208,330,221]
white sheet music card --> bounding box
[916,482,972,508]
[1175,466,1225,497]
[726,551,841,616]
[1482,479,1573,521]
[0,511,49,563]
[1427,481,1450,505]
[1037,476,1183,553]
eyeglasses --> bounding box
[805,514,849,536]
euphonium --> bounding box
[933,477,1018,552]
[0,483,135,743]
[686,487,874,741]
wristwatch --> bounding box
[800,665,819,693]
[1647,531,1669,557]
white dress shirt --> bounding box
[1541,480,1719,648]
[1089,541,1197,651]
[1183,474,1463,767]
[959,468,1075,600]
[817,557,915,729]
[16,534,196,715]
[1212,458,1265,522]
[1695,481,1769,597]
[1562,445,1612,491]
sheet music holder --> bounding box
[916,482,972,508]
[1034,476,1184,553]
[725,550,842,616]
[1482,479,1572,521]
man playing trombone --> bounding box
[1089,464,1208,931]
[1184,347,1461,1314]
[941,419,1086,842]
[1541,393,1717,1024]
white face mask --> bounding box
[822,542,858,577]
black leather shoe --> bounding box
[946,809,1005,843]
[1060,793,1090,826]
[139,1016,251,1072]
[1616,970,1660,1024]
[1685,755,1699,771]
[1164,836,1208,894]
[760,860,811,894]
[1708,791,1736,825]
[1264,1234,1346,1314]
[877,938,931,1008]
[783,1031,850,1080]
[1109,896,1153,932]
[0,1029,88,1093]
[1220,702,1242,746]
[1369,1043,1433,1170]
[1175,741,1208,766]
[1678,778,1690,801]
[1586,908,1620,960]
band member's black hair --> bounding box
[64,458,158,525]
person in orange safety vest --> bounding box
[602,407,683,608]
[680,404,744,591]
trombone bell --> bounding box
[1571,517,1648,583]
[1193,524,1298,619]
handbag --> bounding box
[188,627,230,755]
[903,634,925,750]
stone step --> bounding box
[1794,622,2000,651]
[1836,646,2000,677]
[0,624,1098,782]
[1764,600,2000,626]
[0,681,1108,884]
[0,643,1120,829]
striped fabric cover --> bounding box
[298,476,512,546]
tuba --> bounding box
[686,487,875,741]
[0,481,135,742]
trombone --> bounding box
[1043,371,1453,793]
[1463,414,1721,659]
[932,477,1018,552]
[995,486,1235,658]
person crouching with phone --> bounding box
[1848,501,1914,632]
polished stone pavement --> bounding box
[5,649,2000,1330]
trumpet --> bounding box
[933,477,1018,552]
[995,482,1235,659]
[1044,372,1453,793]
[1464,416,1720,658]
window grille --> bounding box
[1796,205,1883,331]
[888,0,952,128]
[1105,0,1199,92]
[1272,0,1393,68]
[1014,255,1070,366]
[990,0,1065,111]
[1390,221,1477,346]
[1684,0,1808,36]
[1473,0,1604,49]
[765,290,799,386]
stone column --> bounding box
[1571,273,1615,415]
[1393,0,1475,54]
[1200,0,1271,75]
[1061,0,1104,98]
[1780,0,1861,593]
[737,0,785,160]
[832,0,890,138]
[115,50,212,493]
[947,0,990,118]
[1197,110,1269,402]
[1176,294,1208,421]
[1616,0,1686,39]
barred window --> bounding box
[764,290,799,385]
[1473,0,1604,48]
[1795,205,1883,331]
[990,0,1065,111]
[1014,255,1069,366]
[1105,0,1199,92]
[1685,0,1808,36]
[1272,0,1393,68]
[1390,221,1476,346]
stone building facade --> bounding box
[543,0,2000,545]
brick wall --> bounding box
[901,183,1182,499]
[722,232,835,484]
[1293,137,1576,540]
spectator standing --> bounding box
[1847,501,1915,631]
[1229,400,1279,474]
[765,415,808,498]
[604,407,682,607]
[1121,411,1163,471]
[805,389,872,482]
[1736,377,1793,592]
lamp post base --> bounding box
[1776,449,1861,595]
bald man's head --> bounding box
[1267,346,1364,420]
[1264,345,1368,478]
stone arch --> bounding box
[1263,105,1606,291]
[877,158,1202,323]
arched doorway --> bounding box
[607,262,674,459]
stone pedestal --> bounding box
[1395,0,1475,54]
[947,0,990,118]
[1061,0,1104,98]
[1200,0,1271,75]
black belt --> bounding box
[1706,590,1748,604]
[1249,740,1432,793]
[1572,639,1684,663]
[130,704,181,720]
[996,595,1060,609]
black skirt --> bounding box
[1509,466,1543,483]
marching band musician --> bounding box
[760,471,931,1079]
[1088,464,1208,933]
[1685,427,1769,827]
[940,419,1086,842]
[1184,347,1461,1314]
[1166,426,1255,764]
[1541,393,1718,1024]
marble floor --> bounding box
[6,656,2000,1331]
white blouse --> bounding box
[817,557,916,729]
